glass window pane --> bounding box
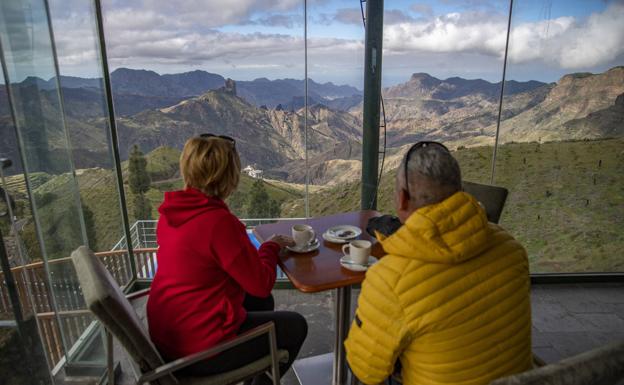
[301,1,365,217]
[0,0,104,372]
[97,1,307,262]
[47,0,133,285]
[495,0,624,273]
[0,118,52,385]
[307,3,509,216]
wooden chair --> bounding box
[71,246,288,385]
[462,181,509,224]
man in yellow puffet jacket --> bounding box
[345,142,532,385]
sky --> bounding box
[2,0,624,87]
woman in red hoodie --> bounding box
[147,135,307,384]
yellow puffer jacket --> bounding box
[345,191,531,385]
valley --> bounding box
[1,66,623,274]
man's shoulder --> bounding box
[366,254,416,289]
[487,223,527,255]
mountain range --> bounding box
[116,86,361,170]
[371,66,624,150]
[1,66,623,184]
[15,68,363,114]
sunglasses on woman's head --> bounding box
[403,141,450,199]
[199,133,236,147]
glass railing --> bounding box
[110,219,307,279]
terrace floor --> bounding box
[115,282,624,385]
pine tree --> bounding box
[128,145,152,220]
[82,204,97,249]
[133,194,152,221]
[268,199,281,218]
[246,180,280,218]
[227,190,246,217]
[128,145,151,195]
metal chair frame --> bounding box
[73,249,283,385]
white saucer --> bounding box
[325,225,362,241]
[322,232,349,244]
[286,238,320,253]
[339,255,377,272]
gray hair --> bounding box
[399,143,462,206]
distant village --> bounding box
[242,165,263,179]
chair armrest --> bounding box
[533,353,546,367]
[137,321,277,384]
[125,288,150,301]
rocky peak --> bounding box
[409,72,441,88]
[224,78,237,96]
[384,73,441,98]
[549,66,624,103]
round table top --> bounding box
[253,210,384,293]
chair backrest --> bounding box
[71,246,176,385]
[490,340,624,385]
[462,181,509,224]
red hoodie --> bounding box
[146,187,280,359]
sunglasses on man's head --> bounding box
[403,141,450,199]
[199,133,236,147]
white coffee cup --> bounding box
[342,240,372,265]
[292,224,315,248]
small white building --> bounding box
[242,165,263,179]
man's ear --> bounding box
[398,188,410,211]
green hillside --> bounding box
[149,173,302,219]
[15,168,126,260]
[143,146,303,219]
[2,172,54,199]
[11,145,305,260]
[121,145,181,181]
[283,138,624,273]
[8,140,623,273]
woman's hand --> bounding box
[266,234,295,249]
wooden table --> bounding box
[254,210,382,385]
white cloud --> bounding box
[384,2,624,70]
[42,0,624,84]
[507,17,575,64]
[126,0,302,28]
[332,8,363,25]
[384,12,504,56]
[541,4,624,68]
[249,14,303,28]
[384,10,416,25]
[410,3,433,17]
[331,8,415,26]
[51,0,360,77]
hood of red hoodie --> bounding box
[158,187,228,228]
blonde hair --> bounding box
[180,137,241,199]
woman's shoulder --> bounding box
[197,205,243,228]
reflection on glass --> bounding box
[495,0,624,273]
[47,0,132,286]
[0,325,51,383]
[302,0,365,217]
[0,0,103,372]
[1,159,52,383]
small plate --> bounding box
[322,232,349,244]
[339,255,377,272]
[325,225,362,241]
[286,238,320,253]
